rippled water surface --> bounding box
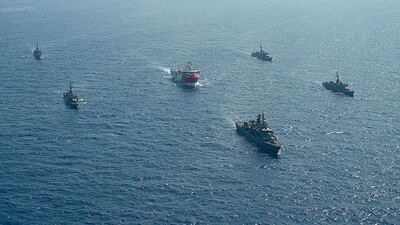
[1,0,400,224]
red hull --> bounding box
[182,73,200,84]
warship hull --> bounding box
[236,125,281,155]
[63,98,78,109]
[63,95,79,109]
[33,51,42,60]
[251,52,272,61]
[323,82,354,97]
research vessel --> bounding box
[170,62,200,87]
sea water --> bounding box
[0,0,399,224]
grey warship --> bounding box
[251,44,272,61]
[236,113,281,155]
[63,82,79,109]
[33,43,42,60]
[322,71,354,97]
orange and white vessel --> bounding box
[170,62,200,87]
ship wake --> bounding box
[157,66,172,79]
[158,66,171,74]
[197,79,208,87]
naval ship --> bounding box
[236,113,281,155]
[323,71,354,97]
[170,62,200,87]
[63,82,79,109]
[251,44,272,61]
[33,43,42,60]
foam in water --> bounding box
[197,79,208,87]
[158,66,171,74]
[326,131,345,135]
[157,66,172,79]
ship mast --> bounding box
[261,113,268,129]
[336,71,340,83]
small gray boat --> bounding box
[33,43,42,60]
[63,82,79,109]
[323,71,354,97]
[251,44,272,61]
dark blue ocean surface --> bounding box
[1,0,399,224]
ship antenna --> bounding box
[186,61,192,70]
[262,112,266,128]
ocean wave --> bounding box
[0,6,36,14]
